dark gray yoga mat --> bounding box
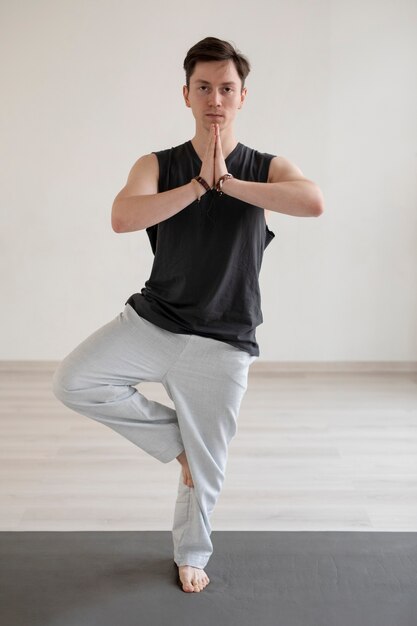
[1,531,416,626]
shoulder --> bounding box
[235,144,275,181]
[239,143,275,161]
[113,153,159,202]
[267,155,308,183]
[128,152,159,178]
[129,143,186,177]
[153,141,189,155]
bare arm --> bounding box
[221,156,325,217]
[111,154,203,233]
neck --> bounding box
[190,125,239,161]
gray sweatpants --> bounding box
[52,303,257,569]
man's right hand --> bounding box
[112,124,219,233]
[198,123,216,189]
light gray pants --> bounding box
[52,303,257,569]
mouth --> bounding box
[206,114,223,118]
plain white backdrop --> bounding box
[1,0,416,361]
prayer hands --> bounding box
[199,123,228,190]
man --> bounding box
[52,37,324,594]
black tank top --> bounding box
[125,140,276,356]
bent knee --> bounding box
[51,360,81,405]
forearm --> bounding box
[221,177,324,217]
[112,181,201,233]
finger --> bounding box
[215,127,220,156]
[211,125,217,159]
[216,124,222,148]
[211,123,217,145]
[207,124,216,148]
[212,123,217,145]
[214,125,222,158]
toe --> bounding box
[196,580,206,591]
[178,569,195,593]
[182,580,194,591]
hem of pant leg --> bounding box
[158,443,185,464]
[174,556,210,569]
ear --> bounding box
[238,87,247,110]
[183,85,191,108]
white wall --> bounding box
[2,0,416,361]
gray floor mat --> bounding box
[1,531,416,626]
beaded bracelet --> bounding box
[192,176,211,203]
[215,173,233,195]
[193,176,211,191]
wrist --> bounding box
[215,173,234,195]
[194,176,211,192]
[190,178,208,203]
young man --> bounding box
[52,37,324,594]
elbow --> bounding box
[111,203,124,233]
[304,200,324,217]
[112,218,124,233]
[112,219,124,234]
[314,202,324,217]
[314,187,325,216]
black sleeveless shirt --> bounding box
[125,140,276,356]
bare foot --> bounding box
[176,450,194,488]
[178,565,210,592]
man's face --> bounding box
[183,59,247,132]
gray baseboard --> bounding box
[251,360,417,373]
[0,360,416,373]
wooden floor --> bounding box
[1,364,417,532]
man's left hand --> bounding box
[214,124,228,184]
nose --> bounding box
[208,89,222,107]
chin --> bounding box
[204,117,225,125]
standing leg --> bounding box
[52,303,189,464]
[162,335,257,570]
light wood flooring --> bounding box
[1,363,417,531]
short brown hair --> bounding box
[183,37,251,92]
